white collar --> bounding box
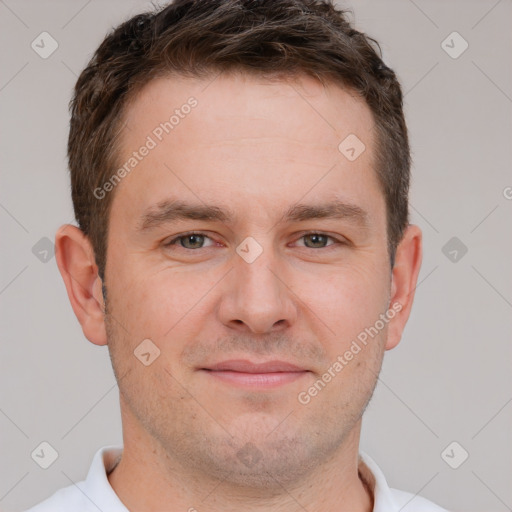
[72,445,443,512]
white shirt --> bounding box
[24,445,449,512]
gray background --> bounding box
[1,1,511,511]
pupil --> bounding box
[308,234,325,247]
[184,235,202,248]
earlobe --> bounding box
[385,224,423,351]
[55,224,108,346]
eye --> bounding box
[162,231,345,252]
[163,232,215,250]
[295,232,342,249]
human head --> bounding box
[68,0,410,282]
[56,0,422,497]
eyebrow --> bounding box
[137,198,370,232]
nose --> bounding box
[217,244,298,334]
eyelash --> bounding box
[163,231,345,250]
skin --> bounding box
[56,72,422,512]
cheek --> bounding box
[111,264,217,344]
[294,259,390,344]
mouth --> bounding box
[199,359,310,389]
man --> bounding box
[26,0,448,510]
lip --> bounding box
[204,359,306,373]
[200,359,309,389]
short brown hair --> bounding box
[68,0,410,280]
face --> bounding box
[102,72,395,487]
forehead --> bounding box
[111,72,382,228]
[121,71,375,150]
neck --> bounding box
[108,424,373,512]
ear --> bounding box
[55,224,108,346]
[385,224,423,351]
